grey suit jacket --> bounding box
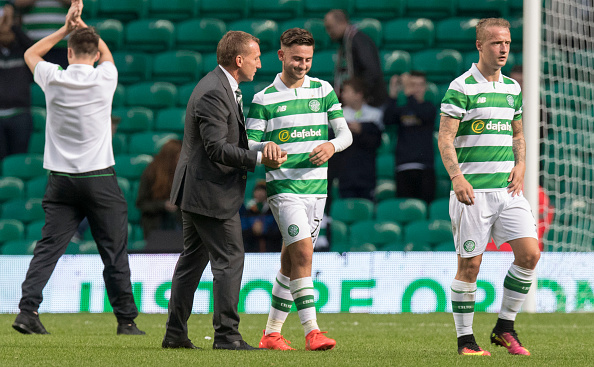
[170,67,258,219]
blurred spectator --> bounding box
[240,180,282,253]
[136,139,183,239]
[0,2,34,160]
[324,9,387,108]
[330,78,383,201]
[384,71,437,204]
[15,0,70,68]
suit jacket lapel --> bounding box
[214,67,244,126]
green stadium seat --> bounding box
[248,0,303,21]
[114,154,153,180]
[0,177,25,202]
[280,18,331,51]
[26,176,48,199]
[175,18,227,52]
[125,19,175,52]
[126,82,177,109]
[76,241,100,254]
[27,132,45,154]
[0,239,36,255]
[1,154,45,180]
[198,0,248,21]
[457,0,509,18]
[428,198,450,221]
[383,18,434,51]
[435,18,480,52]
[411,49,463,84]
[25,219,44,240]
[381,50,411,80]
[404,219,453,245]
[509,17,523,52]
[97,0,147,22]
[128,132,179,155]
[112,133,127,155]
[350,220,403,248]
[352,0,403,20]
[201,52,219,75]
[152,50,203,84]
[116,176,132,202]
[378,132,396,155]
[146,0,199,20]
[81,0,98,18]
[31,83,45,107]
[309,50,335,82]
[242,81,270,110]
[113,84,125,108]
[87,19,124,51]
[376,198,427,224]
[376,153,394,180]
[228,19,279,53]
[374,180,396,202]
[0,198,44,224]
[330,220,349,252]
[31,107,46,132]
[408,241,433,251]
[404,0,455,19]
[112,52,152,84]
[177,82,196,107]
[112,107,154,133]
[433,240,454,251]
[349,243,377,252]
[302,0,352,18]
[0,219,25,244]
[330,198,374,224]
[509,0,522,17]
[353,18,383,48]
[129,239,147,252]
[155,108,186,133]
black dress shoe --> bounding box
[117,323,146,335]
[162,339,200,349]
[213,340,265,350]
[12,311,49,335]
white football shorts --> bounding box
[449,190,538,258]
[268,195,326,247]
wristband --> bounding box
[450,173,463,181]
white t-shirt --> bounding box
[34,61,117,173]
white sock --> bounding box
[265,271,292,335]
[499,264,533,321]
[290,277,319,336]
[451,279,476,338]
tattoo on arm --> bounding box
[511,119,526,165]
[437,116,462,177]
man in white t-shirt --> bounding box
[12,0,144,336]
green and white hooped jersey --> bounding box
[21,0,68,47]
[440,63,523,191]
[246,74,344,198]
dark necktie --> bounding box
[235,88,243,117]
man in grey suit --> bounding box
[162,31,287,350]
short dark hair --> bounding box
[409,70,427,79]
[280,28,315,49]
[342,78,366,95]
[217,31,260,67]
[67,27,99,57]
[326,9,349,24]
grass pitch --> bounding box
[0,312,592,366]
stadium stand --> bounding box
[0,219,25,245]
[248,0,303,21]
[382,18,434,51]
[0,177,25,202]
[97,0,148,22]
[403,0,456,19]
[198,0,249,21]
[124,19,175,52]
[1,154,45,180]
[0,198,44,224]
[352,0,404,20]
[175,18,227,52]
[87,19,124,51]
[330,198,374,224]
[112,107,155,133]
[112,52,152,84]
[376,198,427,225]
[125,82,177,109]
[146,0,199,21]
[280,18,331,50]
[152,50,203,84]
[228,19,279,53]
[404,219,453,245]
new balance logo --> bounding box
[478,97,487,103]
[277,105,287,112]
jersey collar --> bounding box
[470,63,504,83]
[273,73,311,92]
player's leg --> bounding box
[450,193,494,356]
[490,193,540,355]
[261,245,296,350]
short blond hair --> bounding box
[476,18,510,42]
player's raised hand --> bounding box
[65,0,82,32]
[453,175,475,206]
[507,162,525,197]
[263,141,282,161]
[309,142,335,166]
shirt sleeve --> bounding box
[328,117,353,153]
[440,81,467,120]
[33,61,59,92]
[97,61,118,81]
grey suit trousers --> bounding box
[164,210,244,343]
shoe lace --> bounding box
[270,333,291,345]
